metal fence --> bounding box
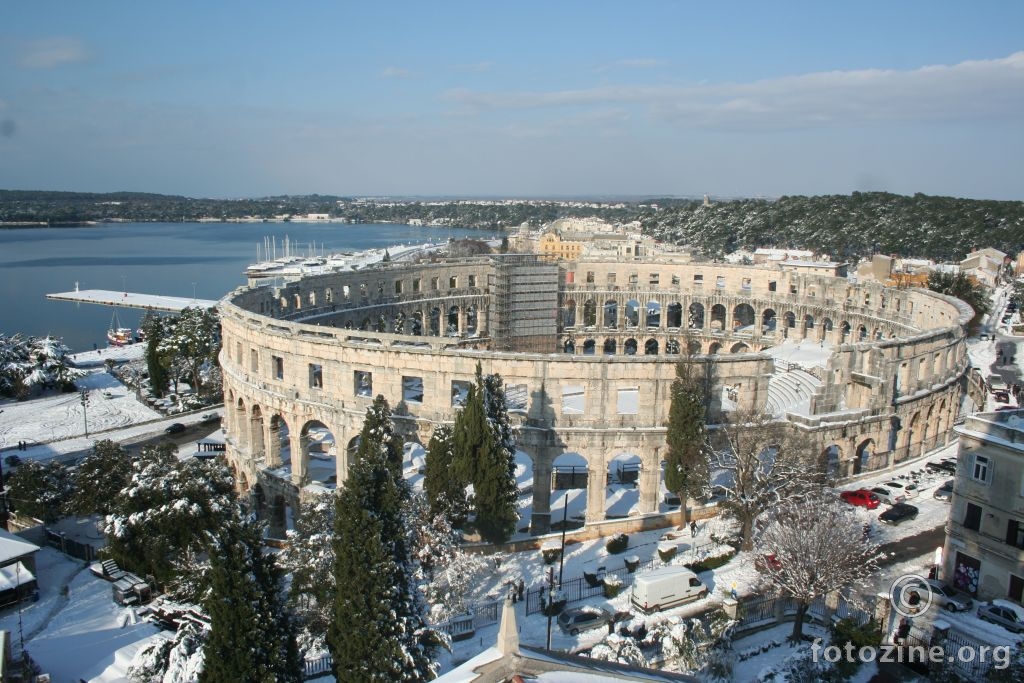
[43,527,96,563]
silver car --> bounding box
[557,606,613,636]
[909,579,972,612]
[978,600,1024,634]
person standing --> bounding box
[690,520,698,537]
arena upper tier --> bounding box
[220,254,972,535]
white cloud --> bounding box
[444,52,1024,129]
[18,37,91,69]
[381,66,412,79]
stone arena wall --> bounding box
[220,256,971,535]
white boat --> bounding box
[107,310,135,346]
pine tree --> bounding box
[329,395,435,682]
[280,495,336,650]
[451,365,518,544]
[664,356,711,526]
[423,424,467,525]
[103,444,236,584]
[200,513,302,683]
[8,459,71,523]
[69,439,132,516]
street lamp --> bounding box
[192,282,197,302]
[80,390,90,437]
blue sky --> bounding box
[1,1,1022,200]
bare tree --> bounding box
[756,493,882,642]
[708,410,826,550]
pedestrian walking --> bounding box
[690,520,698,537]
[517,578,525,603]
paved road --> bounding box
[877,524,946,568]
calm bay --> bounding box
[0,222,498,352]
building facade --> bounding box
[943,410,1024,603]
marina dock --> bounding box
[46,288,219,312]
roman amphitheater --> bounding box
[219,253,972,535]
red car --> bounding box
[755,554,783,572]
[840,489,881,510]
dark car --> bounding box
[933,480,954,501]
[840,489,881,510]
[879,503,918,525]
[557,606,613,636]
[926,458,957,475]
[164,423,187,435]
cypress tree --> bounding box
[329,395,434,682]
[423,424,468,525]
[451,365,519,543]
[664,356,710,527]
[141,312,170,397]
[200,514,302,683]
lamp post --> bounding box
[557,492,569,587]
[80,390,90,438]
[192,281,197,302]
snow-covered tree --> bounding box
[69,439,133,516]
[756,494,882,642]
[664,355,711,526]
[8,459,71,523]
[128,620,206,683]
[200,514,302,683]
[708,410,827,550]
[0,332,83,398]
[279,494,335,653]
[423,425,468,526]
[588,633,648,667]
[330,396,437,682]
[141,313,171,397]
[104,444,236,584]
[451,365,518,543]
[407,493,488,622]
[155,306,220,398]
[646,611,734,674]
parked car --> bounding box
[994,390,1010,403]
[933,480,954,501]
[840,489,881,510]
[164,423,187,435]
[755,554,783,572]
[868,487,905,506]
[557,606,613,636]
[978,600,1024,634]
[926,581,973,612]
[926,458,957,475]
[880,481,918,500]
[879,503,918,525]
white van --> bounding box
[630,566,707,613]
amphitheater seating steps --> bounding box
[766,367,822,417]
